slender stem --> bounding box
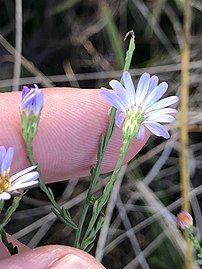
[82,139,131,243]
[74,135,107,247]
[0,195,20,255]
[103,139,131,195]
[179,0,192,268]
[74,32,135,248]
[0,193,23,232]
[0,200,4,214]
[13,0,22,92]
[26,143,61,211]
[26,143,35,166]
[0,229,18,255]
[180,0,191,219]
[26,141,77,229]
[186,229,202,255]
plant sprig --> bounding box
[0,194,24,255]
[26,143,77,230]
[81,139,131,250]
[0,193,24,233]
[186,228,202,265]
[0,229,18,256]
[74,31,135,249]
[39,177,77,229]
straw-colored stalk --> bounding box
[179,0,192,268]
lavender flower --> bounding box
[101,71,179,141]
[0,146,39,200]
[177,210,193,230]
[20,84,44,117]
[20,85,44,144]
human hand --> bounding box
[0,243,105,268]
[0,87,149,268]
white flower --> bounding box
[0,146,39,200]
[101,71,179,140]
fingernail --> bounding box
[48,254,95,269]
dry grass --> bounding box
[0,0,201,268]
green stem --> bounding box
[0,193,23,232]
[123,31,135,72]
[26,143,61,211]
[82,139,131,243]
[26,141,35,166]
[0,229,18,255]
[105,139,131,190]
[186,229,202,255]
[26,142,77,229]
[0,200,5,214]
[0,195,22,255]
[74,31,135,248]
[74,135,109,246]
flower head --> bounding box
[20,84,44,117]
[20,85,44,143]
[177,210,193,230]
[101,71,179,141]
[0,146,39,200]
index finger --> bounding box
[1,88,149,183]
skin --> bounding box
[0,88,150,269]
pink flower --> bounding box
[177,210,193,230]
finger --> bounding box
[1,88,150,182]
[0,245,105,269]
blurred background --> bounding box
[0,0,201,268]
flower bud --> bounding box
[20,85,44,143]
[177,210,193,230]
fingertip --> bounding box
[0,245,105,269]
[1,88,150,182]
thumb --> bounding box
[0,245,105,269]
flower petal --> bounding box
[148,75,159,94]
[143,121,170,139]
[21,87,35,102]
[21,91,36,111]
[141,75,159,107]
[22,86,31,99]
[136,73,150,107]
[145,108,178,118]
[11,165,37,183]
[33,84,39,90]
[0,146,6,166]
[0,192,11,200]
[115,111,126,128]
[101,88,127,113]
[33,89,44,115]
[144,96,179,114]
[1,147,14,173]
[122,71,136,107]
[145,108,178,121]
[11,171,39,186]
[146,114,176,123]
[21,85,40,109]
[137,125,145,140]
[109,80,130,108]
[142,82,168,111]
[9,180,38,192]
